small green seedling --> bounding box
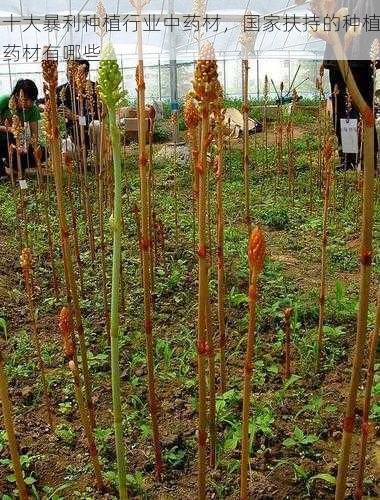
[283,426,319,449]
[54,423,76,447]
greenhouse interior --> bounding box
[0,0,379,498]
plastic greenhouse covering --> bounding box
[0,0,327,99]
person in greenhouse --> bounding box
[321,0,378,170]
[57,58,99,151]
[0,79,41,179]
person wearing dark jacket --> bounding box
[322,0,378,169]
[57,59,98,150]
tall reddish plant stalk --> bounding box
[75,64,96,263]
[316,70,326,191]
[263,75,269,189]
[147,105,156,281]
[275,82,285,187]
[355,288,380,499]
[193,41,219,499]
[205,287,216,468]
[339,109,374,489]
[0,347,29,499]
[311,5,377,496]
[20,248,54,428]
[306,135,315,213]
[135,58,162,478]
[4,115,24,253]
[343,92,355,210]
[58,307,104,492]
[184,94,200,256]
[286,104,295,202]
[42,58,96,429]
[63,155,85,295]
[171,112,180,247]
[133,204,144,286]
[5,118,23,252]
[95,90,110,335]
[32,141,60,299]
[240,227,265,499]
[59,88,85,297]
[213,84,227,393]
[4,118,15,188]
[283,308,293,380]
[316,138,333,371]
[11,113,29,248]
[67,61,85,210]
[242,59,251,236]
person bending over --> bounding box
[0,79,41,178]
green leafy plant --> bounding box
[126,471,145,495]
[370,364,380,421]
[58,401,74,417]
[248,406,275,452]
[329,245,357,272]
[29,482,72,500]
[308,473,336,489]
[87,351,109,372]
[0,429,7,453]
[256,205,290,230]
[283,426,319,449]
[271,459,311,483]
[153,120,172,142]
[296,394,336,421]
[0,317,8,340]
[0,454,38,487]
[94,427,114,458]
[216,389,241,425]
[163,445,187,469]
[326,280,358,323]
[55,423,76,447]
[274,374,302,403]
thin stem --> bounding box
[69,360,104,491]
[316,147,332,371]
[355,289,380,498]
[108,110,128,500]
[242,59,251,236]
[136,61,163,480]
[0,350,29,500]
[334,50,376,498]
[196,103,210,499]
[240,271,258,499]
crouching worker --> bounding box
[0,79,42,180]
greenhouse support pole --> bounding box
[7,60,12,90]
[120,56,125,90]
[223,57,227,97]
[169,0,178,143]
[256,56,260,100]
[158,56,162,102]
